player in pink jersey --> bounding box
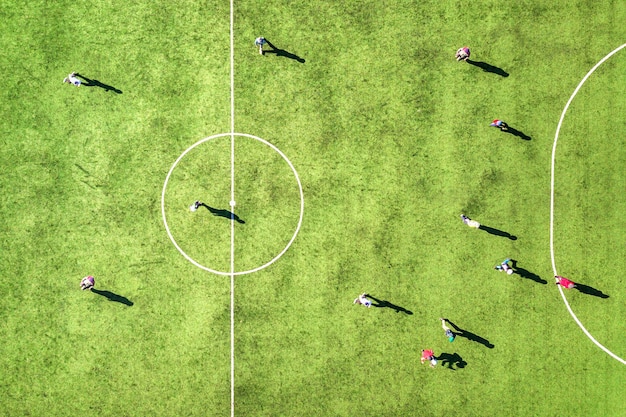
[555,276,576,289]
[421,349,437,368]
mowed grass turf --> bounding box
[0,0,625,416]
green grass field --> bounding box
[1,1,625,416]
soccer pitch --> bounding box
[1,1,625,416]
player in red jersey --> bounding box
[555,276,576,289]
[490,119,509,131]
[421,349,437,368]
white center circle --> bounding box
[550,43,626,365]
[161,132,304,276]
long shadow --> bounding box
[446,320,494,348]
[510,260,547,284]
[264,40,305,63]
[367,295,413,315]
[575,283,609,299]
[504,127,532,141]
[466,60,509,77]
[75,73,123,94]
[200,203,245,224]
[436,352,467,370]
[479,225,517,240]
[91,289,134,306]
[511,259,548,285]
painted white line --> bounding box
[161,133,304,417]
[161,133,305,276]
[230,0,235,137]
[230,1,235,415]
[550,43,626,365]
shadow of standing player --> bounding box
[263,39,306,63]
[91,288,134,306]
[445,320,494,348]
[510,260,547,284]
[479,224,517,240]
[436,352,467,370]
[575,282,609,299]
[504,126,532,141]
[466,59,509,77]
[367,295,413,315]
[75,73,123,94]
[200,203,245,224]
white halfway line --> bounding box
[550,42,626,365]
[230,0,236,416]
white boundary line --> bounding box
[550,43,626,365]
[160,133,305,275]
[229,0,235,415]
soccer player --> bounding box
[353,293,372,308]
[456,47,470,61]
[460,214,480,228]
[421,349,438,368]
[555,275,576,289]
[189,201,202,212]
[80,276,95,291]
[63,72,81,87]
[495,258,514,275]
[490,119,509,131]
[440,318,456,342]
[254,37,267,55]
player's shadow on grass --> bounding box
[436,352,467,370]
[575,283,609,299]
[367,295,413,315]
[479,225,517,240]
[510,260,547,284]
[200,203,245,224]
[75,73,123,94]
[263,40,305,63]
[91,289,134,306]
[446,320,494,349]
[504,126,532,141]
[466,59,509,77]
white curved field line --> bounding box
[160,133,305,276]
[550,43,626,365]
[161,3,306,414]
